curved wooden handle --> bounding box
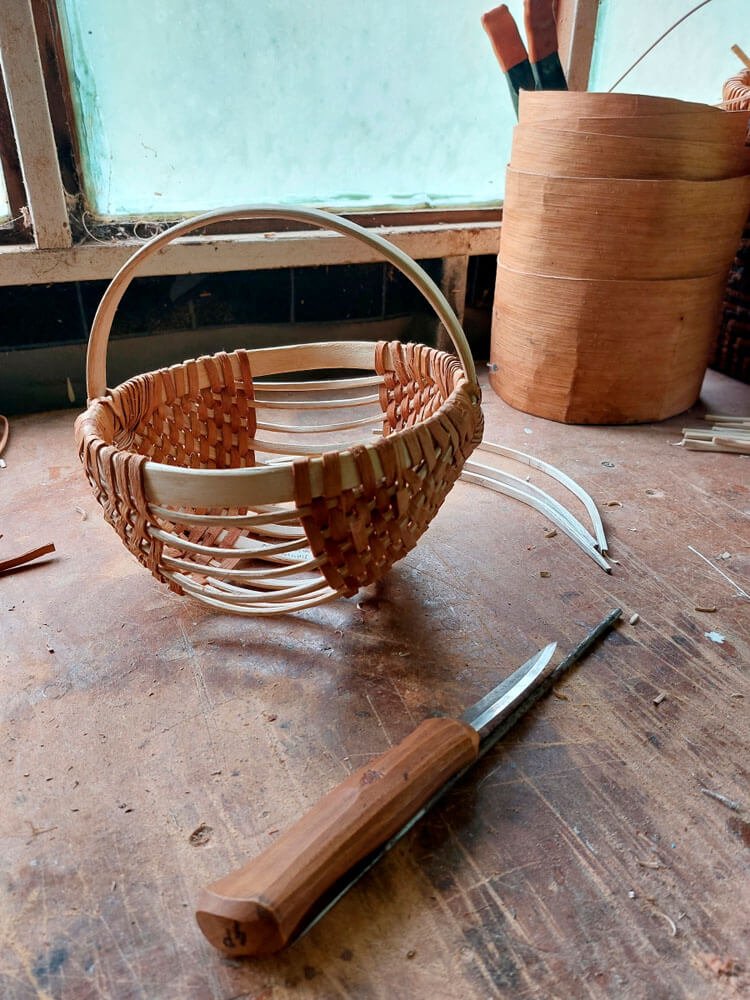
[195,716,480,957]
[85,205,478,401]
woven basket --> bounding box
[75,207,483,615]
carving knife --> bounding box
[196,608,622,956]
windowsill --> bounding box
[0,214,502,286]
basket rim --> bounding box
[78,339,482,509]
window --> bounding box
[55,0,520,218]
[590,0,746,102]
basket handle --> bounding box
[86,205,478,401]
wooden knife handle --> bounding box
[195,716,480,956]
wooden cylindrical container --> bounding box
[490,266,728,423]
[490,91,750,423]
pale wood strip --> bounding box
[148,526,309,559]
[160,553,324,580]
[254,414,382,435]
[253,376,383,392]
[148,504,304,529]
[247,393,381,410]
[476,441,608,553]
[86,207,479,400]
[161,580,340,615]
[463,460,600,555]
[170,571,330,605]
[461,463,611,572]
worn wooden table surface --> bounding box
[1,372,749,1000]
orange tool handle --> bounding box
[195,717,480,956]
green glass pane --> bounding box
[57,0,524,218]
[590,0,747,103]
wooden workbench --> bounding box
[1,371,748,1000]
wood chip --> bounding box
[544,529,557,538]
[188,823,213,846]
[694,604,717,613]
[653,692,666,706]
[540,570,551,578]
[0,542,56,576]
[699,953,742,977]
[700,787,741,812]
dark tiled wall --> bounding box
[0,259,446,350]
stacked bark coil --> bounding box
[711,69,750,384]
[490,91,750,423]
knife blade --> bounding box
[196,608,621,957]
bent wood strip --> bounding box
[160,554,325,580]
[193,576,332,604]
[253,374,383,392]
[475,441,608,552]
[148,504,305,529]
[461,464,611,572]
[86,207,478,400]
[465,460,598,551]
[248,393,381,410]
[254,413,382,434]
[164,571,344,616]
[148,526,310,560]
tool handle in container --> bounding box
[195,716,479,957]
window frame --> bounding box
[0,0,599,298]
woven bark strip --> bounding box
[285,345,482,597]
